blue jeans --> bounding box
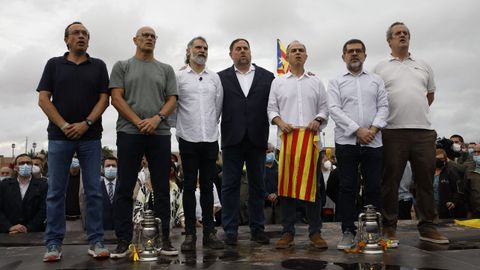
[221,138,266,237]
[280,161,324,237]
[45,139,103,247]
[335,144,383,233]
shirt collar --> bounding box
[342,68,369,77]
[17,176,32,185]
[186,65,208,75]
[388,53,414,62]
[234,64,255,75]
[285,70,312,79]
[62,52,91,64]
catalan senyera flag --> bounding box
[277,39,289,75]
[278,128,319,202]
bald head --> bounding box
[136,26,155,37]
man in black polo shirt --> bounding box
[37,21,110,262]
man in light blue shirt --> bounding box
[327,39,388,250]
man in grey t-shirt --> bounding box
[109,26,178,258]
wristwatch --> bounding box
[157,113,166,121]
[85,119,94,127]
[314,117,323,124]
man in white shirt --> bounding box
[374,22,449,245]
[174,36,224,251]
[327,39,389,249]
[268,40,329,249]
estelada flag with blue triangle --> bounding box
[277,39,289,75]
[278,128,319,202]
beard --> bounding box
[347,61,362,71]
[192,55,207,65]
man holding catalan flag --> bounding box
[267,40,329,249]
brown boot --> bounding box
[276,233,294,249]
[419,226,449,244]
[309,232,327,249]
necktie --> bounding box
[108,182,114,204]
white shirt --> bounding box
[374,55,435,130]
[103,177,116,195]
[234,64,255,97]
[17,177,31,200]
[327,69,389,147]
[195,185,221,221]
[267,71,329,148]
[173,65,223,142]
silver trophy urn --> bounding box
[138,210,161,261]
[357,205,384,254]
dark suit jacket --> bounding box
[101,178,115,230]
[218,64,274,150]
[0,177,47,233]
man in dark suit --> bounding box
[101,156,118,230]
[0,154,47,233]
[218,38,274,245]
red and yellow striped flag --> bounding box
[278,128,319,202]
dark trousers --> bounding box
[280,170,324,236]
[178,138,219,236]
[221,137,266,236]
[382,129,437,229]
[114,132,171,241]
[398,198,413,220]
[335,144,383,233]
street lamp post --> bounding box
[32,142,37,155]
[11,143,15,158]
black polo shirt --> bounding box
[37,53,109,140]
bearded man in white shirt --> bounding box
[174,36,224,252]
[268,40,329,249]
[327,39,389,249]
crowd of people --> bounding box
[0,20,478,264]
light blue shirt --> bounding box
[327,69,389,147]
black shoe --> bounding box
[251,231,270,244]
[110,240,130,259]
[181,235,197,252]
[160,239,179,256]
[224,234,238,246]
[203,232,225,249]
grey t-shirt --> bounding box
[109,57,177,135]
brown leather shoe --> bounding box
[419,227,449,244]
[276,233,294,249]
[309,232,327,249]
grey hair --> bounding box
[286,40,306,58]
[386,22,410,40]
[185,36,208,64]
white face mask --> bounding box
[32,165,41,174]
[323,160,332,170]
[452,143,462,153]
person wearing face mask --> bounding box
[263,143,281,224]
[450,134,470,165]
[464,144,480,218]
[101,157,118,230]
[0,166,13,182]
[32,157,47,182]
[433,148,466,219]
[0,154,47,233]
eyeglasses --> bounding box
[346,48,364,54]
[139,32,157,40]
[69,30,89,37]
